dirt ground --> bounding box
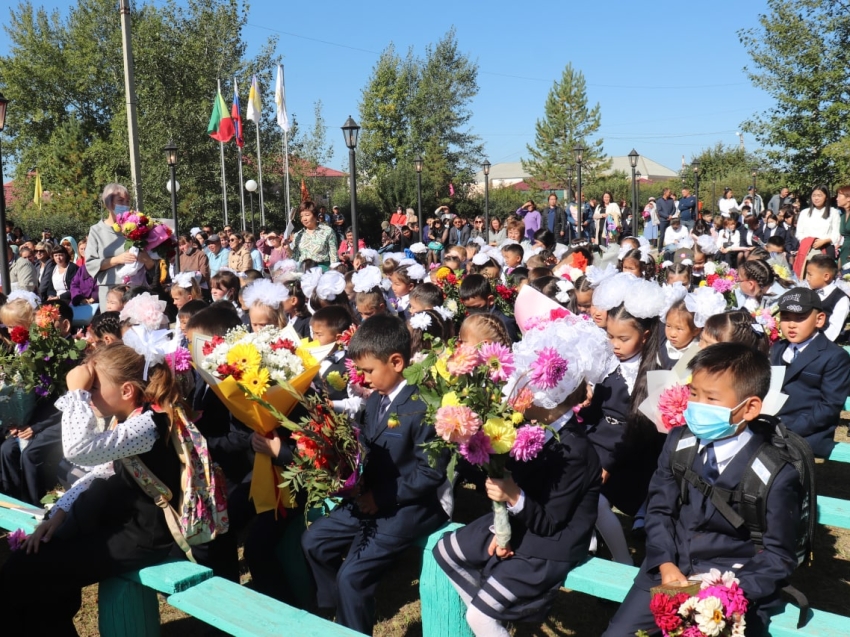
[1,425,847,636]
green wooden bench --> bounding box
[826,442,850,464]
[168,575,363,636]
[418,527,850,637]
[0,494,213,637]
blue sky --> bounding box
[1,0,775,181]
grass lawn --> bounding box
[0,425,847,636]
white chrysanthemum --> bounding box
[694,597,726,636]
[409,312,433,331]
[445,299,459,314]
[434,305,455,320]
[704,261,717,275]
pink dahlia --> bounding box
[528,347,568,389]
[659,383,690,430]
[165,347,193,373]
[344,358,367,387]
[434,406,481,444]
[7,529,27,552]
[712,277,734,294]
[479,342,514,383]
[446,344,481,376]
[459,430,494,465]
[510,425,546,461]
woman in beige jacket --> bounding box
[227,233,253,272]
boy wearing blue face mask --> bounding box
[603,343,803,637]
[770,286,850,457]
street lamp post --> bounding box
[752,169,757,194]
[163,140,179,271]
[0,92,9,293]
[692,160,701,219]
[573,145,585,241]
[342,116,361,257]
[482,160,491,239]
[635,171,642,234]
[246,180,258,234]
[414,155,424,242]
[628,149,639,238]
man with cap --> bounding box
[205,234,230,277]
[331,205,346,243]
[770,286,850,456]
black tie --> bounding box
[378,394,391,422]
[703,444,719,485]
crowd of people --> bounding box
[1,179,850,636]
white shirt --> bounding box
[718,198,739,215]
[698,428,753,475]
[716,228,741,250]
[817,282,850,342]
[619,354,642,394]
[796,207,841,246]
[782,333,818,363]
[52,266,68,295]
[663,225,689,246]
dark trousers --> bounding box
[301,504,421,635]
[0,425,63,505]
[244,509,301,606]
[0,519,173,636]
[657,219,669,249]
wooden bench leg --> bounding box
[99,577,161,637]
[419,525,474,637]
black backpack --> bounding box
[669,416,816,627]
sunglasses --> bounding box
[35,249,46,254]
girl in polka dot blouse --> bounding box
[0,343,185,634]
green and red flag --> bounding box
[207,89,235,142]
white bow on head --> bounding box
[123,325,180,380]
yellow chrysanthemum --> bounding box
[435,267,451,281]
[327,371,347,392]
[510,412,524,425]
[227,343,262,371]
[112,223,122,232]
[441,391,461,408]
[241,367,270,396]
[482,417,516,454]
[699,280,707,287]
[122,222,137,233]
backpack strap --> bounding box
[737,441,783,550]
[119,454,197,563]
[669,427,699,507]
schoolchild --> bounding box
[310,305,355,401]
[770,287,850,456]
[408,282,444,315]
[804,254,849,342]
[459,273,519,342]
[457,312,511,348]
[301,315,450,634]
[603,344,804,636]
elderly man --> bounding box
[204,234,230,277]
[6,245,38,293]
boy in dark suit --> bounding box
[459,274,519,342]
[603,344,803,636]
[301,315,450,634]
[770,287,850,456]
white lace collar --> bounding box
[618,354,641,395]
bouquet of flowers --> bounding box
[112,210,177,284]
[277,394,364,517]
[405,337,545,548]
[639,569,748,637]
[751,308,781,343]
[192,325,322,513]
[700,262,738,307]
[493,281,518,317]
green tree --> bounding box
[522,64,609,192]
[0,0,282,230]
[738,0,850,188]
[356,29,482,217]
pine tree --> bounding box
[522,64,609,192]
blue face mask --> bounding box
[113,204,130,215]
[683,399,748,442]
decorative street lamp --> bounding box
[692,160,701,218]
[163,140,179,271]
[0,92,10,293]
[342,116,361,257]
[414,154,424,241]
[482,160,491,238]
[752,168,758,194]
[246,180,258,234]
[635,170,642,234]
[628,149,639,238]
[574,144,585,240]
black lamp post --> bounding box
[574,144,585,240]
[414,154,424,242]
[342,116,360,257]
[482,160,491,238]
[635,170,642,234]
[0,92,9,293]
[628,149,639,238]
[692,160,701,218]
[752,169,757,194]
[566,166,575,241]
[164,140,179,271]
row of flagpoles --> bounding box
[207,64,292,233]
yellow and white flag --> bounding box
[247,74,262,123]
[274,64,290,132]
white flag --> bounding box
[274,64,290,132]
[247,74,262,123]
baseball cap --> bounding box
[207,234,221,244]
[777,287,822,313]
[381,221,389,230]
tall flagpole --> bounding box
[276,64,292,234]
[283,130,291,230]
[234,77,246,232]
[256,125,265,226]
[217,79,228,227]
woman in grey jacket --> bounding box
[85,183,155,306]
